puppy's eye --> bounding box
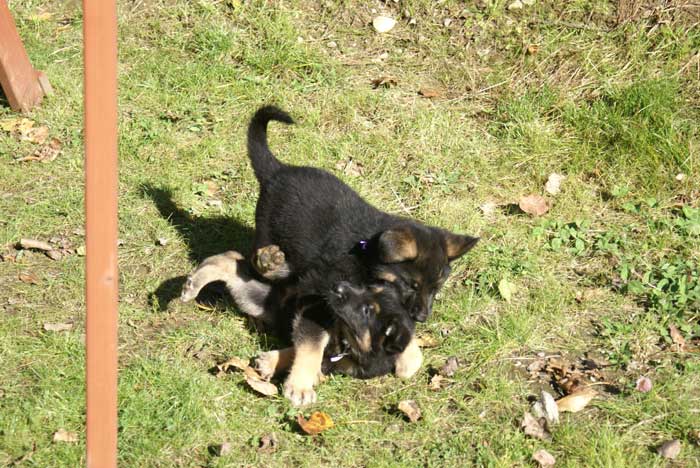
[411,281,419,290]
[362,304,375,316]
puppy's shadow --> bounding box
[141,183,255,310]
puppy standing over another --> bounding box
[181,251,422,406]
[247,105,479,323]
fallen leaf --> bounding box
[215,356,250,377]
[371,76,397,89]
[521,412,551,440]
[372,16,396,33]
[398,400,421,423]
[52,429,78,443]
[429,374,445,390]
[532,448,556,467]
[440,356,459,377]
[258,433,278,453]
[156,237,168,246]
[522,0,536,5]
[0,117,34,133]
[206,199,222,208]
[416,334,439,348]
[76,245,86,256]
[18,138,62,163]
[498,278,517,303]
[19,272,39,285]
[519,194,549,216]
[297,411,334,435]
[245,375,278,396]
[44,322,73,332]
[18,238,53,251]
[669,324,686,351]
[556,387,597,413]
[30,11,53,21]
[657,439,681,459]
[635,376,652,393]
[544,173,565,195]
[418,88,441,98]
[526,44,539,55]
[20,125,49,144]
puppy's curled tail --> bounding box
[247,105,294,184]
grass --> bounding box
[1,0,699,466]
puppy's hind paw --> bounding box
[255,351,280,381]
[253,245,290,280]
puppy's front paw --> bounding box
[283,376,317,406]
[255,351,280,381]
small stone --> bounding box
[327,41,337,48]
[373,16,396,33]
[676,173,686,181]
[657,439,681,459]
[156,238,168,246]
[443,18,452,27]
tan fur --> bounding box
[380,229,418,263]
[255,347,295,380]
[284,333,330,406]
[376,271,397,283]
[394,337,423,378]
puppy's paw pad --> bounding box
[254,245,286,274]
[254,351,279,381]
[283,381,317,407]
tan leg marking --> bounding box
[283,333,329,406]
[394,337,423,379]
[255,347,295,380]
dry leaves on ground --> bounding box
[416,334,439,348]
[52,429,78,443]
[245,375,278,396]
[519,194,550,216]
[440,356,459,377]
[669,324,686,352]
[498,278,517,303]
[429,374,445,391]
[398,400,421,423]
[335,159,364,177]
[17,138,62,163]
[531,391,559,426]
[214,356,278,396]
[525,354,608,396]
[209,442,232,457]
[297,411,334,435]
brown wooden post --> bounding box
[0,0,47,112]
[84,0,118,467]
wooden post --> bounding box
[84,1,118,467]
[0,0,46,112]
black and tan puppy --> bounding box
[180,251,422,406]
[247,106,479,323]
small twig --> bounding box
[18,238,53,251]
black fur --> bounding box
[247,105,479,322]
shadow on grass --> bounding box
[141,183,256,311]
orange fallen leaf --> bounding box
[416,334,439,348]
[418,88,441,98]
[19,272,39,285]
[20,125,49,144]
[297,411,334,435]
[215,356,250,377]
[519,194,550,216]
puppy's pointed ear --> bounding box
[378,228,418,264]
[440,230,479,260]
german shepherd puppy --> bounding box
[180,251,422,406]
[247,105,479,323]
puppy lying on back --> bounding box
[180,251,422,406]
[247,105,479,323]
